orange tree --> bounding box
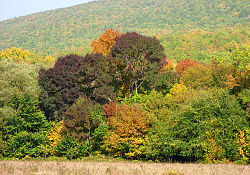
[104,104,150,159]
[91,28,122,56]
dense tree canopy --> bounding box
[0,27,249,164]
[110,32,166,95]
[39,54,82,121]
[78,54,116,104]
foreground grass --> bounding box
[0,160,249,175]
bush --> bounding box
[137,90,180,161]
[3,131,49,159]
[62,97,95,143]
[54,135,90,159]
[102,101,118,118]
[46,121,64,155]
[63,97,106,144]
[143,89,249,162]
[91,124,109,153]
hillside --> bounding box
[0,0,249,56]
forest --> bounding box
[0,28,249,164]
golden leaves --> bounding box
[91,28,122,56]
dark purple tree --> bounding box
[39,54,82,121]
[77,53,116,104]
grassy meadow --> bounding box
[1,160,250,175]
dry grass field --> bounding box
[0,161,249,175]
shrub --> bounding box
[62,97,105,144]
[91,124,109,153]
[102,101,118,119]
[173,89,248,162]
[62,97,95,143]
[54,135,90,159]
[47,121,64,155]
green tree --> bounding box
[180,64,214,89]
[2,95,50,159]
[0,60,40,108]
[173,89,248,162]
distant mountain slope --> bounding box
[0,0,249,56]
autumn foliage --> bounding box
[104,104,150,158]
[1,28,249,163]
[175,58,199,75]
[38,54,83,120]
[102,101,117,118]
[47,121,64,155]
[91,28,122,56]
[159,58,174,73]
[0,47,55,67]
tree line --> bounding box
[0,29,249,163]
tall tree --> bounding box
[77,54,116,104]
[110,32,166,96]
[39,54,82,121]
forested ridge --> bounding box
[0,0,249,56]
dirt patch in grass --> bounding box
[0,161,249,175]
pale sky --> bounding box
[0,0,94,21]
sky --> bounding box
[0,0,94,21]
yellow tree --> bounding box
[91,28,122,56]
[0,47,55,67]
[47,121,64,155]
[104,104,150,159]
